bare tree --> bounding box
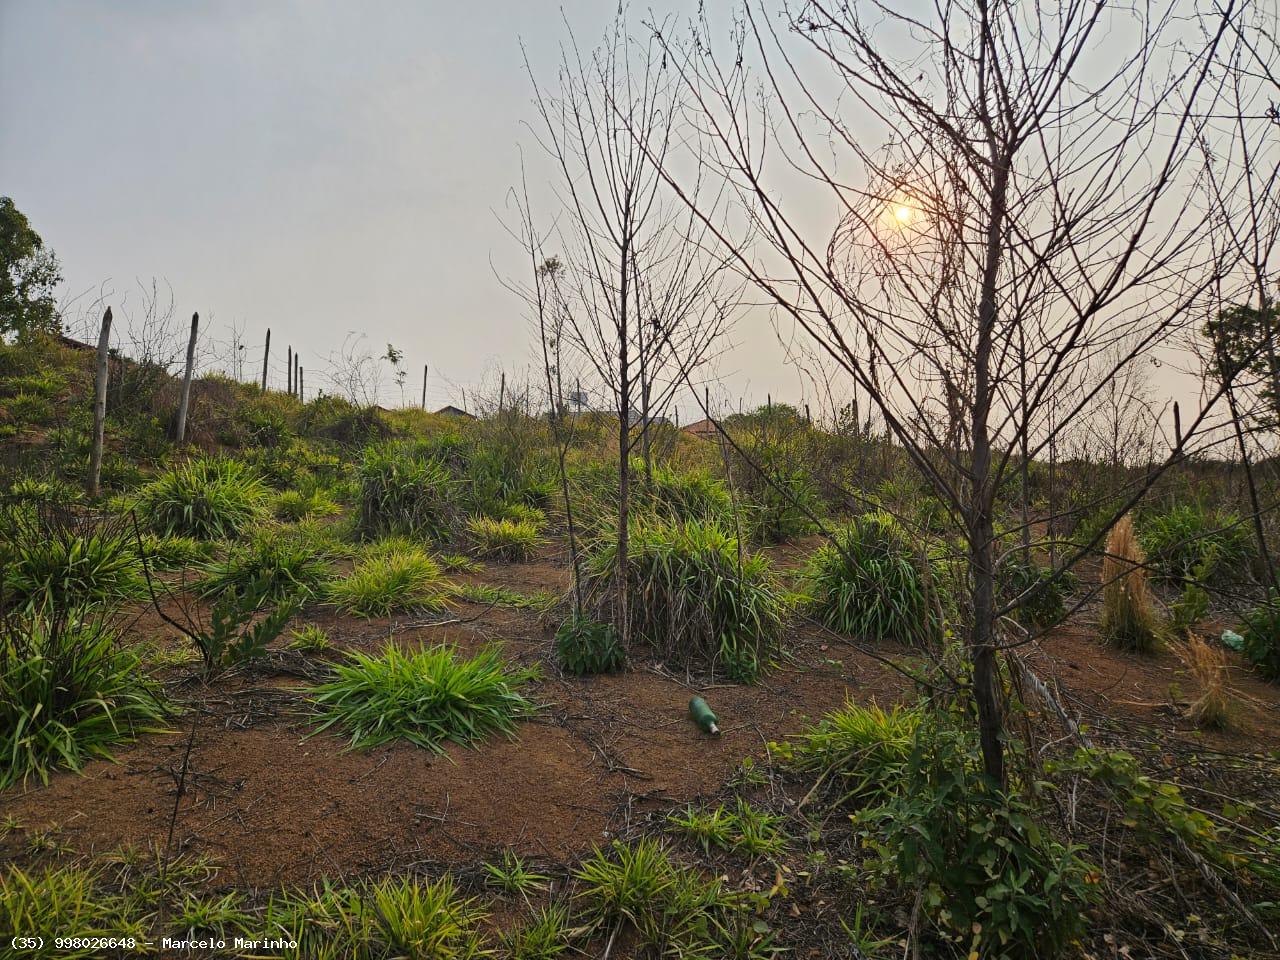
[526,13,735,648]
[643,0,1253,783]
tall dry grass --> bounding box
[1181,633,1232,730]
[1100,515,1163,653]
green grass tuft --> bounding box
[133,458,270,540]
[466,515,544,562]
[0,610,166,789]
[309,643,539,753]
[325,547,452,618]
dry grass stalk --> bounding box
[1100,515,1163,653]
[1181,633,1232,730]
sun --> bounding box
[894,204,914,224]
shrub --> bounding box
[198,535,331,603]
[0,608,166,789]
[999,557,1077,629]
[1100,515,1164,653]
[0,507,143,611]
[309,643,538,753]
[500,903,573,960]
[587,519,784,682]
[326,547,452,617]
[1240,593,1280,681]
[357,443,455,541]
[555,616,625,676]
[191,579,300,675]
[466,515,543,562]
[133,458,269,540]
[642,466,734,526]
[803,512,944,647]
[858,708,1099,959]
[1139,504,1255,585]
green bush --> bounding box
[642,465,734,526]
[858,708,1099,959]
[466,515,544,562]
[999,558,1077,629]
[325,547,452,618]
[0,609,166,789]
[198,535,331,602]
[587,519,784,682]
[555,616,625,676]
[803,511,944,647]
[134,533,217,571]
[1240,594,1280,681]
[133,458,269,540]
[309,643,538,753]
[1139,505,1255,585]
[357,443,456,541]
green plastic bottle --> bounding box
[689,695,720,735]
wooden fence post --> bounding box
[261,328,271,391]
[294,353,300,399]
[499,371,506,414]
[287,346,293,396]
[175,311,198,443]
[421,364,428,409]
[298,366,305,403]
[88,307,113,497]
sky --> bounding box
[0,0,817,417]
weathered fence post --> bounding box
[499,371,506,414]
[175,311,199,443]
[261,328,271,391]
[421,364,428,409]
[287,345,293,396]
[294,353,300,399]
[298,366,305,403]
[88,307,113,497]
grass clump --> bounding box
[454,583,557,611]
[1179,634,1232,729]
[1100,515,1164,653]
[274,488,341,522]
[326,547,452,618]
[555,616,625,676]
[198,535,331,603]
[588,518,783,683]
[668,797,788,857]
[803,511,943,647]
[0,864,147,958]
[574,838,746,956]
[133,457,269,539]
[0,509,144,611]
[135,533,216,571]
[500,903,573,960]
[309,643,538,753]
[265,875,490,960]
[482,851,549,896]
[0,609,166,789]
[288,624,333,653]
[357,442,456,541]
[466,515,544,562]
[770,700,921,805]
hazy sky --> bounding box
[0,0,816,415]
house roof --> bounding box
[682,417,719,440]
[435,404,475,419]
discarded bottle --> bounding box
[1221,629,1244,652]
[689,695,720,735]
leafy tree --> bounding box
[1204,298,1280,424]
[0,197,62,339]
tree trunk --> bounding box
[88,307,113,498]
[175,312,198,443]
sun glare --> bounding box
[894,204,914,224]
